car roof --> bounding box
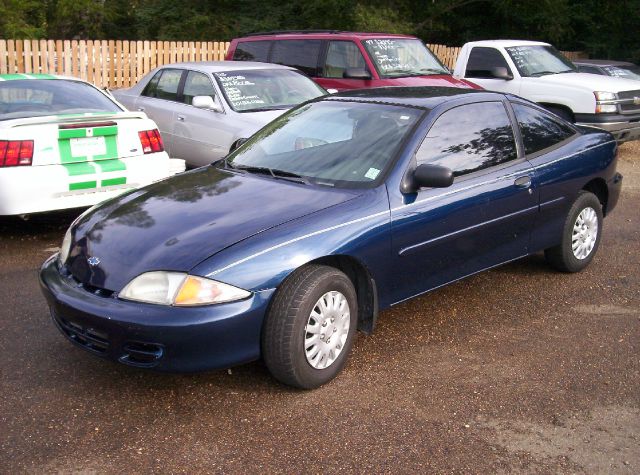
[325,86,498,110]
[574,59,637,67]
[156,61,296,72]
[235,31,417,41]
[464,39,550,48]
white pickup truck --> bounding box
[453,40,640,142]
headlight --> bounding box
[594,91,616,101]
[119,272,251,306]
[58,228,72,265]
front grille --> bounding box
[53,312,110,354]
[618,90,640,114]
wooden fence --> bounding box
[0,40,230,89]
[0,39,586,89]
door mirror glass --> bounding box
[412,164,454,190]
[343,68,372,80]
[491,67,513,80]
[192,95,222,112]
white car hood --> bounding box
[540,72,640,92]
[246,109,288,124]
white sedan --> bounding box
[112,62,327,167]
[0,73,183,216]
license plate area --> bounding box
[70,136,106,157]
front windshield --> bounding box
[363,39,449,78]
[215,69,325,113]
[505,45,577,77]
[226,101,423,188]
[0,79,121,121]
[602,65,640,81]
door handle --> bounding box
[137,107,145,112]
[514,176,532,188]
[177,115,185,122]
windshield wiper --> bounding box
[243,106,289,112]
[231,164,308,184]
[529,70,559,77]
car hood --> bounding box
[66,166,360,291]
[539,72,640,92]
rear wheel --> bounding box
[545,191,603,272]
[262,265,358,389]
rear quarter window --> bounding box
[512,103,576,156]
[233,41,272,62]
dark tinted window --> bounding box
[512,103,576,156]
[142,70,163,97]
[270,40,322,76]
[233,41,271,62]
[465,47,511,78]
[323,41,367,78]
[416,102,517,177]
[577,65,603,75]
[182,71,216,105]
[154,69,183,101]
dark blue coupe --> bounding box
[40,87,623,388]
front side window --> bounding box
[226,101,422,188]
[505,45,576,77]
[215,69,324,112]
[416,102,517,177]
[512,103,576,156]
[0,79,120,121]
[362,38,449,78]
[323,41,367,78]
[182,71,216,106]
[154,69,183,101]
[233,41,272,62]
[465,47,511,78]
[270,40,323,76]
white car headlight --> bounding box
[59,228,73,265]
[119,272,251,306]
[594,91,616,101]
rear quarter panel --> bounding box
[529,130,617,252]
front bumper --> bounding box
[39,255,274,372]
[575,113,640,142]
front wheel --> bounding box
[262,265,358,389]
[545,191,603,272]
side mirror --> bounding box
[343,68,372,80]
[229,137,248,153]
[490,67,513,80]
[326,88,339,94]
[192,95,223,112]
[411,164,454,190]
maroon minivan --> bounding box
[226,30,480,91]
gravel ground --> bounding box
[0,144,638,474]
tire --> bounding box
[545,106,574,123]
[545,191,603,272]
[262,265,358,389]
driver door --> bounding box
[387,100,537,304]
